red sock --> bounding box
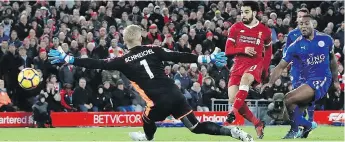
[232,90,248,113]
[239,104,260,126]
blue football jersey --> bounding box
[283,31,333,80]
[284,28,304,88]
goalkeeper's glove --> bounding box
[198,47,227,67]
[48,46,75,64]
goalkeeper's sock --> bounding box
[142,116,156,140]
[239,104,260,126]
[232,85,249,113]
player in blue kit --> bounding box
[284,8,315,136]
[263,14,340,139]
[284,8,317,125]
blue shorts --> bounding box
[290,67,304,89]
[305,77,332,102]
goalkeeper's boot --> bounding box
[282,129,299,139]
[255,121,265,139]
[226,112,236,124]
[226,126,254,142]
[129,131,153,141]
[301,121,317,138]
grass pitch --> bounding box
[0,126,343,141]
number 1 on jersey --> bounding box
[140,59,155,79]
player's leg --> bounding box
[307,103,315,122]
[174,98,253,141]
[129,106,165,141]
[142,114,157,141]
[282,84,315,139]
[227,71,264,138]
[180,112,253,142]
[227,77,260,125]
[227,84,239,121]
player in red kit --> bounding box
[225,1,272,139]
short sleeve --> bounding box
[227,24,237,43]
[282,42,298,63]
[264,28,272,46]
[329,37,334,53]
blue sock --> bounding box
[294,106,312,130]
[288,107,299,132]
[307,104,315,122]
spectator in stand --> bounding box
[334,39,344,64]
[92,85,112,112]
[147,24,162,44]
[202,32,215,54]
[0,79,15,112]
[0,23,10,43]
[335,21,344,47]
[72,78,93,112]
[162,34,175,50]
[60,83,76,112]
[58,63,76,85]
[189,82,202,111]
[13,15,30,41]
[215,79,228,100]
[164,65,174,79]
[273,33,286,54]
[74,55,96,87]
[112,79,134,112]
[175,79,192,102]
[209,63,229,84]
[188,63,201,83]
[201,76,217,110]
[47,74,60,91]
[40,81,61,112]
[0,42,20,99]
[32,94,53,128]
[192,44,203,56]
[33,48,57,81]
[174,66,192,90]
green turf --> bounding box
[0,126,343,141]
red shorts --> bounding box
[228,63,264,87]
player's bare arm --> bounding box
[329,49,341,92]
[262,60,289,90]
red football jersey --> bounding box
[225,22,272,66]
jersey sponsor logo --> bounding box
[307,54,326,65]
[125,49,155,63]
[318,41,325,47]
[239,35,260,45]
[301,46,306,50]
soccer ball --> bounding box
[18,68,41,90]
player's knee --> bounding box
[142,115,153,124]
[228,86,238,103]
[190,123,205,134]
[240,74,255,86]
[284,92,295,106]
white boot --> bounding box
[129,131,152,141]
[227,126,255,142]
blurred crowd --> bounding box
[0,0,344,114]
